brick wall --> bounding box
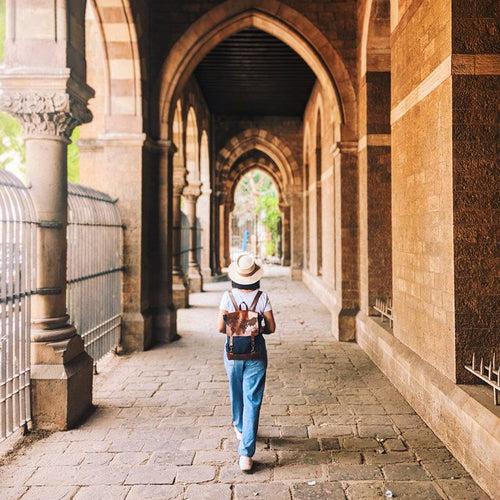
[451,0,499,381]
[391,0,455,378]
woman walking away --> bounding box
[217,253,276,473]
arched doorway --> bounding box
[230,169,282,264]
[157,0,359,341]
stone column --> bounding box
[222,202,233,268]
[79,133,155,351]
[290,189,304,280]
[333,141,359,342]
[0,88,94,430]
[183,183,203,293]
[152,139,178,341]
[280,202,291,266]
[198,185,213,280]
[172,169,189,308]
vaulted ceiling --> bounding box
[194,28,316,117]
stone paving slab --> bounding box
[0,267,490,499]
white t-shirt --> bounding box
[219,288,272,315]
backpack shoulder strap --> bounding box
[249,291,263,312]
[227,291,239,311]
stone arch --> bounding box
[89,0,142,120]
[226,156,289,264]
[173,100,184,171]
[200,131,210,187]
[198,130,212,277]
[360,0,391,76]
[216,129,298,196]
[158,0,356,140]
[303,123,311,270]
[226,156,286,211]
[185,107,199,184]
[315,105,323,276]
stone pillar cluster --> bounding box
[183,182,204,293]
[0,86,94,429]
[171,166,190,308]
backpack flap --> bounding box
[224,291,263,360]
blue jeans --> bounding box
[224,354,267,457]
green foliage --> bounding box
[67,127,80,183]
[233,169,282,257]
[256,191,281,255]
[0,113,80,182]
[0,112,25,176]
[0,0,5,62]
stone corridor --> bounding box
[0,269,488,499]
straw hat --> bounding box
[228,253,263,285]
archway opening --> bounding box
[230,169,281,264]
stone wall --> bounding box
[302,81,358,341]
[451,0,499,382]
[356,0,500,495]
[391,0,456,379]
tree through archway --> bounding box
[231,169,281,264]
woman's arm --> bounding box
[263,310,276,334]
[217,309,228,333]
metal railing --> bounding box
[374,297,393,329]
[67,184,123,365]
[465,352,499,405]
[0,170,37,441]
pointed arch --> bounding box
[173,100,184,169]
[88,0,142,121]
[200,130,210,187]
[360,0,391,76]
[159,0,356,140]
[216,129,298,200]
[185,107,199,184]
[315,106,323,276]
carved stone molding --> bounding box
[331,141,358,158]
[0,91,92,139]
[173,166,188,195]
[182,181,202,200]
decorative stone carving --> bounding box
[331,141,358,157]
[182,181,202,200]
[0,91,92,139]
[173,166,188,195]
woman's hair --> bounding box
[231,280,260,290]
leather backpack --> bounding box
[224,291,263,360]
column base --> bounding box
[121,310,154,352]
[291,267,303,280]
[188,269,203,293]
[172,286,189,309]
[152,305,179,343]
[172,271,189,309]
[30,350,93,431]
[332,308,357,342]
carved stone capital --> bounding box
[0,91,92,140]
[173,166,188,195]
[182,181,202,200]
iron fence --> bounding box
[0,170,36,441]
[67,184,123,365]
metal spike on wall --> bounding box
[465,351,500,405]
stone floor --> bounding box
[0,267,489,499]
